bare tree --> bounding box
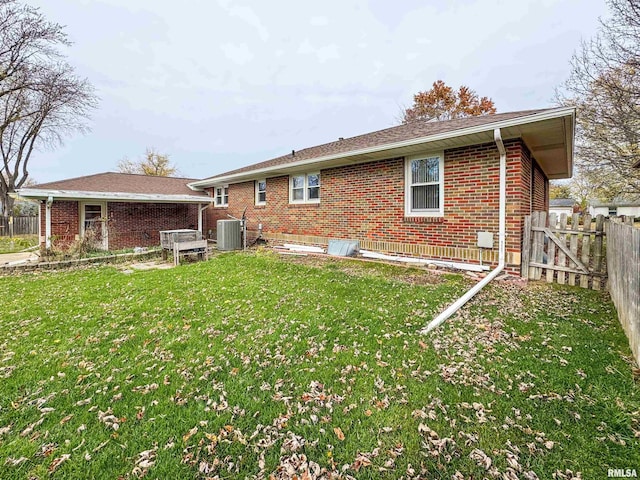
[117,148,179,176]
[0,0,97,217]
[559,0,640,200]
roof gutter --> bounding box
[16,188,213,204]
[420,127,507,334]
[189,107,575,189]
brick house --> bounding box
[17,172,212,250]
[190,107,575,273]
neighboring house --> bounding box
[589,198,640,218]
[549,198,576,217]
[17,172,212,250]
[189,107,575,274]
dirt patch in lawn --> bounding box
[274,251,467,286]
[118,261,174,273]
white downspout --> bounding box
[420,128,507,334]
[45,195,53,249]
[198,204,209,236]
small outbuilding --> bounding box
[17,172,212,251]
[589,198,640,218]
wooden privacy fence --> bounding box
[521,211,609,290]
[607,220,640,365]
[0,216,38,236]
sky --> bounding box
[26,0,608,184]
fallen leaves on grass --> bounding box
[5,456,28,467]
[0,256,637,479]
[469,448,492,470]
[48,453,71,473]
[132,448,156,477]
[97,409,120,430]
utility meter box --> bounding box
[477,231,494,249]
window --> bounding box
[290,173,320,203]
[84,204,102,230]
[255,179,266,205]
[214,185,229,207]
[608,206,617,217]
[405,153,444,216]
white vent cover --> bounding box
[477,231,494,249]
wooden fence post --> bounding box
[568,213,580,286]
[556,213,568,285]
[592,215,605,291]
[580,214,592,289]
[546,213,558,284]
[530,211,546,280]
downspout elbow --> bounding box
[420,128,507,334]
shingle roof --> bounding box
[591,197,640,207]
[32,172,208,197]
[550,198,576,207]
[206,108,552,179]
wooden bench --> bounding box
[172,240,208,266]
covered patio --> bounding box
[16,172,212,250]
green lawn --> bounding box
[0,235,38,254]
[0,252,638,479]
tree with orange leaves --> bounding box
[401,80,496,124]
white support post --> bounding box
[45,195,53,249]
[198,204,209,236]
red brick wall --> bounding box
[205,139,544,273]
[40,201,200,250]
[39,200,79,248]
[532,162,549,212]
[519,146,533,217]
[506,142,531,261]
[106,202,199,250]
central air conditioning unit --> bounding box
[217,219,242,251]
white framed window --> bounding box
[405,153,444,217]
[214,185,229,207]
[255,179,266,205]
[290,173,320,204]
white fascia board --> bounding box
[16,188,213,204]
[191,107,576,188]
